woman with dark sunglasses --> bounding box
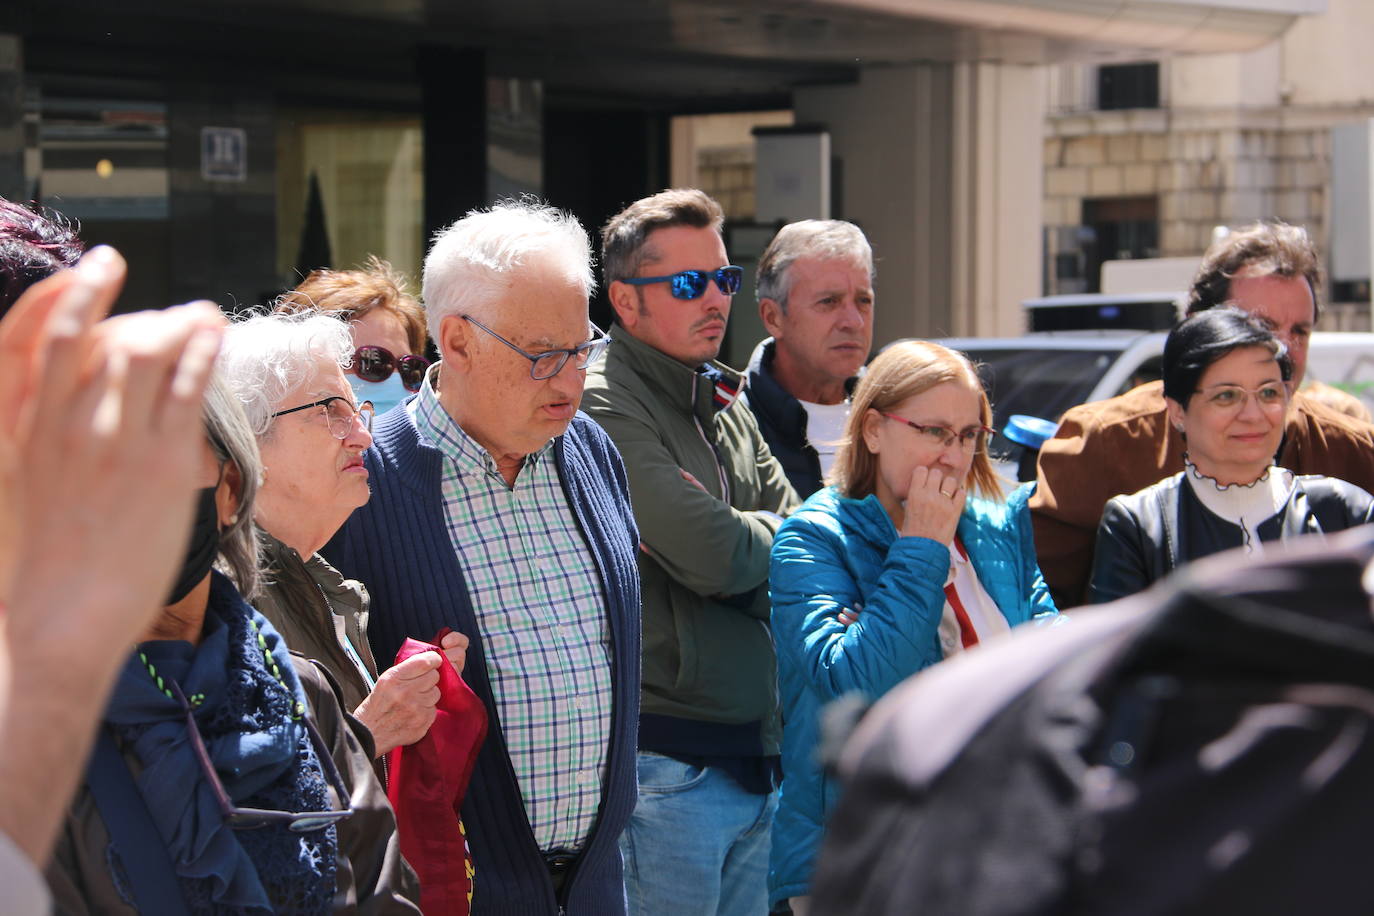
[766,340,1058,913]
[277,256,431,415]
[1088,307,1374,604]
[45,374,419,914]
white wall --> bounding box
[1169,41,1281,108]
[1283,0,1374,106]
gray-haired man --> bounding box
[743,220,875,498]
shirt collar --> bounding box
[412,364,552,482]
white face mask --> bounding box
[349,373,412,416]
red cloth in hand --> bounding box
[387,634,488,915]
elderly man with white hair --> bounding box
[323,199,641,916]
[218,310,468,760]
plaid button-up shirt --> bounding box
[412,382,613,852]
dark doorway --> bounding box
[544,107,669,328]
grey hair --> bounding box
[217,309,354,437]
[422,197,595,341]
[204,373,264,599]
[756,220,875,314]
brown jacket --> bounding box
[1030,380,1374,607]
[254,533,380,716]
[45,658,420,914]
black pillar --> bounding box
[544,107,669,327]
[0,36,23,203]
[419,45,487,240]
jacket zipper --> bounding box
[311,579,388,786]
[692,414,730,502]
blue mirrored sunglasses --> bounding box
[620,265,744,300]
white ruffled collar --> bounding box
[1183,456,1295,552]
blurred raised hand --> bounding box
[0,246,226,865]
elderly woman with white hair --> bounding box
[218,310,468,760]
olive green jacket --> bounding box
[582,325,799,754]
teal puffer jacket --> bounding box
[767,483,1057,905]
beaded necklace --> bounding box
[138,616,304,720]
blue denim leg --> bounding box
[620,752,777,916]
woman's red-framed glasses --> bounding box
[881,412,993,451]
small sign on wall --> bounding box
[753,126,830,223]
[201,127,247,182]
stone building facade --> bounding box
[1041,0,1374,328]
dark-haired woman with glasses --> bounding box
[1088,307,1374,604]
[767,340,1057,913]
[46,374,419,913]
[217,310,468,761]
[277,256,431,415]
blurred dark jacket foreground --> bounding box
[812,526,1374,916]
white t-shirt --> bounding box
[799,399,851,484]
[937,537,1012,658]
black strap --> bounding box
[86,728,191,916]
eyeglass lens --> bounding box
[355,346,430,392]
[669,267,743,300]
[530,336,611,380]
[324,399,373,437]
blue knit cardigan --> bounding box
[323,406,642,916]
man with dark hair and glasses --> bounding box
[584,188,799,916]
[324,199,641,916]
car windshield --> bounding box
[958,347,1127,458]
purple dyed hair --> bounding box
[0,198,83,316]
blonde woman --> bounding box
[767,340,1057,913]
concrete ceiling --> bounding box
[209,0,1317,63]
[17,0,1321,110]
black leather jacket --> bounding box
[1089,472,1374,604]
[740,338,859,500]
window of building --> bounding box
[32,90,172,312]
[669,110,794,221]
[276,109,424,292]
[1080,196,1159,293]
[1097,62,1159,111]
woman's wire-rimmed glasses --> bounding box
[1195,382,1289,412]
[462,315,612,380]
[169,680,354,833]
[270,396,374,438]
[881,412,993,451]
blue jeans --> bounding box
[620,752,778,916]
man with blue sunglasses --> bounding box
[584,188,799,916]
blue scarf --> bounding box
[105,571,338,914]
